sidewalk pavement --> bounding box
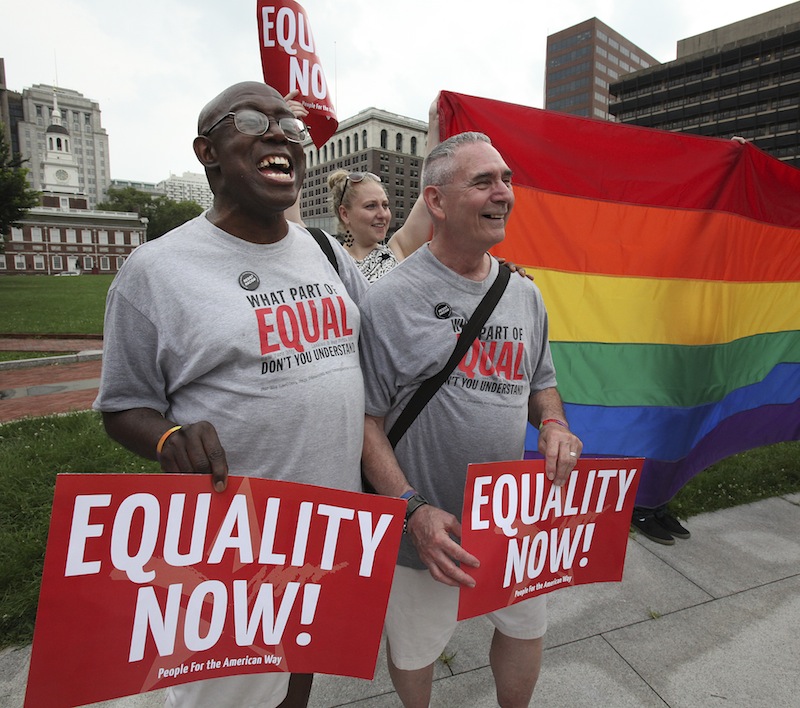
[0,338,103,423]
[2,492,798,708]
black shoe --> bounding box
[654,509,690,539]
[631,512,675,545]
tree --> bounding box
[94,186,153,216]
[0,122,40,252]
[96,187,203,241]
[145,198,204,240]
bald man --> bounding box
[95,82,368,707]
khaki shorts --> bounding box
[385,565,547,671]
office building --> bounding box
[609,3,800,167]
[299,108,428,235]
[545,18,658,120]
[12,82,111,208]
[157,171,213,210]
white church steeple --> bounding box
[42,89,80,194]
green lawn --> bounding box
[670,441,800,518]
[0,412,161,647]
[0,351,62,362]
[0,275,112,334]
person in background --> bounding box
[631,504,691,545]
[285,93,530,286]
[284,91,437,282]
[630,138,750,546]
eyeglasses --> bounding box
[201,109,308,143]
[341,172,381,200]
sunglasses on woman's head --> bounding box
[342,172,381,200]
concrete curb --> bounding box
[0,351,103,372]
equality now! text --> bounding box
[469,467,637,587]
[63,493,395,660]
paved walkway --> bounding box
[0,337,102,423]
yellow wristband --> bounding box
[156,425,182,455]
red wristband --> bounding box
[539,418,568,431]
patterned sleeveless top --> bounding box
[356,245,399,283]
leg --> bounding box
[277,673,313,708]
[387,641,434,708]
[383,567,459,707]
[489,630,542,708]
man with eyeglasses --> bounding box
[94,81,369,708]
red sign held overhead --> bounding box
[25,474,404,708]
[257,0,338,147]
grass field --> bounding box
[0,274,112,334]
[0,413,161,647]
[0,351,61,362]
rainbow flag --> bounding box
[438,91,800,507]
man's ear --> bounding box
[193,135,218,168]
[423,185,445,221]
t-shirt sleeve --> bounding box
[93,285,170,414]
[358,302,397,418]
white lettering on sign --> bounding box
[128,580,321,661]
[261,5,328,100]
[65,493,394,583]
[470,468,636,538]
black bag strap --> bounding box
[387,263,511,448]
[307,227,339,274]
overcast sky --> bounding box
[1,0,792,183]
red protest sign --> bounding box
[257,0,338,147]
[25,474,404,708]
[457,458,642,621]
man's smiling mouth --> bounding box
[258,155,294,181]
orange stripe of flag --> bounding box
[494,187,800,283]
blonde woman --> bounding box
[284,93,527,284]
[285,91,436,282]
[326,168,432,282]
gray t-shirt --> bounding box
[94,216,368,492]
[360,244,557,568]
